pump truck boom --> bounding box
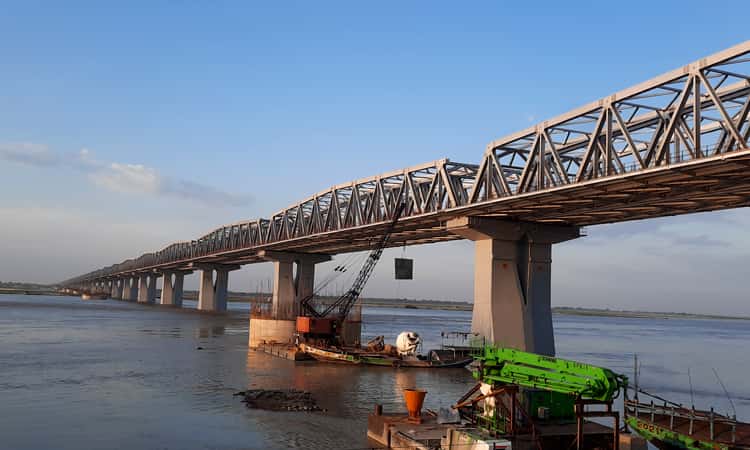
[475,346,626,402]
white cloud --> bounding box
[89,163,161,195]
[0,142,251,207]
[0,142,60,167]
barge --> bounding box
[368,345,750,450]
[299,342,473,368]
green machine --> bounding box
[473,346,627,420]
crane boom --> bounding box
[300,201,406,320]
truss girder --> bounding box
[62,41,750,286]
[470,41,750,201]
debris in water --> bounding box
[234,389,324,412]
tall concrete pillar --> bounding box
[271,260,296,319]
[120,278,130,300]
[160,270,191,306]
[259,250,332,320]
[122,276,139,301]
[137,273,158,304]
[111,278,123,299]
[448,217,580,356]
[197,265,239,312]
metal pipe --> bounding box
[613,411,620,450]
[670,406,674,430]
[689,407,695,435]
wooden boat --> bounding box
[299,343,361,364]
[361,351,473,368]
[625,398,750,449]
[299,343,473,368]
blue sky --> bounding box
[1,1,749,314]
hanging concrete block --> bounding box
[394,258,413,280]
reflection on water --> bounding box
[0,295,748,449]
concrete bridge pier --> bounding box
[137,273,159,304]
[448,217,580,356]
[197,265,240,312]
[102,280,112,297]
[122,276,138,302]
[248,251,332,347]
[160,270,192,306]
[262,251,332,320]
[111,279,123,299]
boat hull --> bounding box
[299,344,473,368]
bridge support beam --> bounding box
[448,217,580,356]
[197,265,240,312]
[137,273,159,304]
[160,270,192,307]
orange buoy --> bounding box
[403,388,426,423]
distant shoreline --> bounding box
[2,288,748,322]
[551,306,750,322]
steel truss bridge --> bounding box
[62,41,750,286]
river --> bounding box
[1,294,748,449]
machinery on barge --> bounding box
[299,331,474,368]
[451,345,750,449]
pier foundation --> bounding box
[248,251,332,348]
[448,217,580,356]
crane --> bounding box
[296,201,407,344]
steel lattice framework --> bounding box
[63,41,750,287]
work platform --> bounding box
[367,408,647,450]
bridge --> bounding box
[60,41,750,355]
